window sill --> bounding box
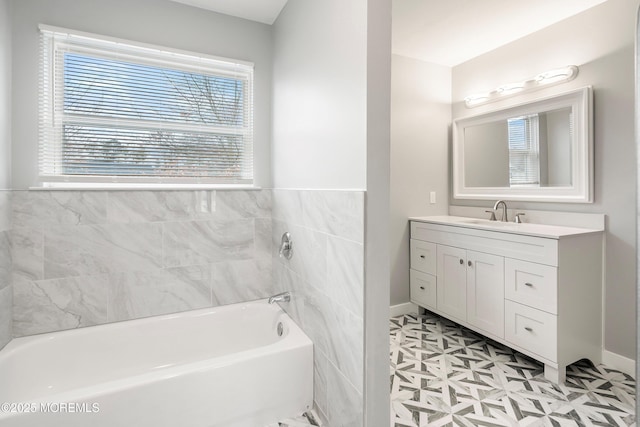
[30,183,262,191]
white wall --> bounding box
[10,0,273,189]
[271,0,367,190]
[390,55,450,306]
[451,0,638,360]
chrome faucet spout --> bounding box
[268,292,291,304]
[492,200,508,222]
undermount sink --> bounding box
[457,219,518,227]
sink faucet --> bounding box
[493,200,508,222]
[268,292,291,304]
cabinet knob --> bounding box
[420,255,426,259]
[419,286,425,290]
[459,259,464,265]
[524,282,533,287]
[467,260,472,267]
[525,327,533,332]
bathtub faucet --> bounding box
[268,292,291,304]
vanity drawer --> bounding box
[505,259,558,314]
[505,300,557,362]
[410,239,436,275]
[410,269,437,310]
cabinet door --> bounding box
[466,250,504,338]
[436,245,467,321]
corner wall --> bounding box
[390,55,451,306]
[451,0,639,360]
[271,0,370,424]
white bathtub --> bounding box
[0,299,313,427]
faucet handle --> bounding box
[514,213,526,223]
[485,210,497,221]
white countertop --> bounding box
[409,215,603,239]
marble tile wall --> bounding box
[0,190,11,349]
[272,189,365,427]
[8,188,367,426]
[10,190,273,337]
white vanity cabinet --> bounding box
[409,217,603,383]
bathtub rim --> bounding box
[0,298,312,407]
[1,298,302,356]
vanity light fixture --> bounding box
[464,65,578,108]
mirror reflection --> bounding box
[463,107,573,188]
[453,86,591,202]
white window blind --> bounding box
[507,114,540,186]
[39,25,254,185]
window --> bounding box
[39,26,254,186]
[507,114,540,186]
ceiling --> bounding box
[167,0,607,66]
[392,0,608,67]
[169,0,288,25]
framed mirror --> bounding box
[453,86,593,202]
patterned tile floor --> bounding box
[391,312,636,427]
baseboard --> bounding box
[389,302,418,318]
[602,350,636,377]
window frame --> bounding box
[38,24,255,188]
[507,114,541,187]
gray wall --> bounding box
[0,0,10,190]
[0,0,12,350]
[451,0,638,360]
[271,0,367,190]
[390,55,450,306]
[545,109,572,186]
[463,121,510,187]
[10,0,273,188]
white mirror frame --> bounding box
[452,86,593,203]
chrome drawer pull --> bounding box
[524,282,533,287]
[525,327,533,332]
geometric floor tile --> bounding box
[390,312,636,427]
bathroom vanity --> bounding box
[409,216,603,383]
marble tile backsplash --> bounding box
[272,189,364,427]
[10,190,273,337]
[0,190,11,349]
